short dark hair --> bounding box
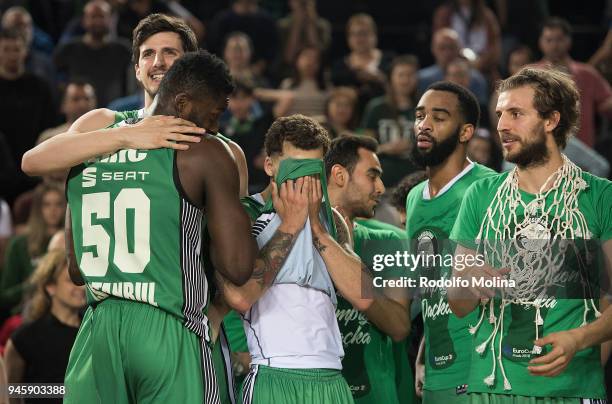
[541,17,572,38]
[390,171,428,211]
[157,50,234,103]
[264,114,331,157]
[389,54,419,76]
[324,135,378,177]
[497,67,579,148]
[232,78,255,97]
[132,13,198,64]
[425,81,480,127]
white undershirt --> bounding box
[422,160,474,200]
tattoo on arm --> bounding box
[332,209,351,248]
[252,230,297,288]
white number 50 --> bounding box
[80,189,150,276]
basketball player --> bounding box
[63,50,256,403]
[219,114,373,404]
[448,67,612,403]
[21,13,249,196]
[325,135,414,404]
[405,81,495,404]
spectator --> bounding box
[446,56,489,126]
[331,13,393,114]
[0,29,56,203]
[0,183,65,314]
[536,17,612,148]
[389,170,428,227]
[418,28,488,105]
[323,86,360,139]
[4,248,84,404]
[274,46,329,120]
[433,0,502,80]
[362,55,422,187]
[506,44,534,77]
[1,7,55,81]
[466,128,500,170]
[54,0,132,107]
[222,31,269,88]
[37,80,97,143]
[208,0,278,78]
[277,0,331,75]
[220,80,271,193]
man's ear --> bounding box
[264,156,274,177]
[460,124,475,144]
[174,93,191,118]
[330,164,347,187]
[134,63,142,84]
[545,111,561,134]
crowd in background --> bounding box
[0,0,612,399]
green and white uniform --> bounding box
[405,162,495,403]
[65,116,220,403]
[241,191,352,404]
[336,222,415,404]
[451,158,612,402]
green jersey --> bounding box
[67,142,213,340]
[336,223,402,404]
[450,170,612,399]
[405,163,495,391]
[113,109,142,126]
[355,218,407,239]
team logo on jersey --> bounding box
[82,167,97,187]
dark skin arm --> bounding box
[177,134,256,286]
[65,207,84,286]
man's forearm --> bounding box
[312,227,373,311]
[22,128,127,175]
[220,225,298,312]
[365,297,410,341]
[573,304,612,351]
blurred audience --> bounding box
[362,55,422,187]
[4,248,84,404]
[0,28,56,203]
[277,0,331,76]
[418,28,488,105]
[54,0,131,107]
[208,0,278,78]
[37,79,97,143]
[1,7,55,81]
[223,31,269,88]
[536,17,612,148]
[1,183,65,314]
[331,13,393,114]
[274,46,329,119]
[433,0,501,81]
[323,86,360,139]
[220,80,271,193]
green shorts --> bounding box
[241,365,354,404]
[64,299,220,404]
[423,387,469,404]
[468,393,598,404]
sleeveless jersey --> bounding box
[67,137,212,340]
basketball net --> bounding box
[469,155,600,390]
